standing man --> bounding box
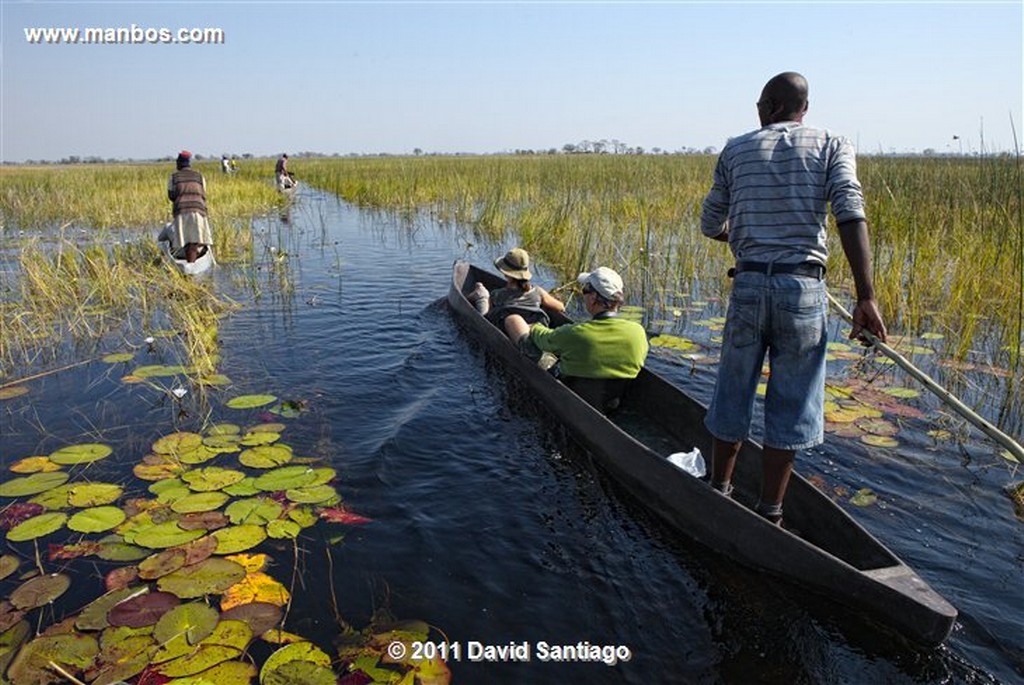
[700,72,887,526]
[275,153,292,190]
[166,150,212,263]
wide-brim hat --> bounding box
[578,266,624,300]
[494,248,532,280]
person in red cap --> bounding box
[165,151,212,263]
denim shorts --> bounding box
[704,271,828,450]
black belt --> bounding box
[728,261,825,279]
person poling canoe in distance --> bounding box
[503,266,649,413]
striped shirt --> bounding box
[700,122,866,266]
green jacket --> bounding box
[529,316,648,379]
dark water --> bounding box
[1,191,1021,684]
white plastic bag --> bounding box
[667,447,706,478]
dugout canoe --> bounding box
[447,260,956,648]
[158,224,216,276]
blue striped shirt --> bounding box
[700,122,866,266]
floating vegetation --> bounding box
[849,488,879,507]
[0,391,450,684]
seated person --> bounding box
[505,266,649,412]
[483,248,565,339]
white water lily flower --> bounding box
[171,387,187,399]
[144,336,155,344]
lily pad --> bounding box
[156,644,242,677]
[226,394,277,409]
[0,386,29,401]
[76,587,143,630]
[220,602,283,637]
[240,431,281,447]
[8,456,61,474]
[220,572,290,611]
[49,442,113,465]
[266,519,301,539]
[285,484,338,505]
[7,512,67,542]
[154,602,219,646]
[171,491,231,514]
[157,557,247,598]
[860,435,899,448]
[883,387,920,399]
[10,573,71,610]
[28,483,75,509]
[153,432,204,456]
[5,633,99,683]
[97,535,150,562]
[0,555,20,581]
[212,524,267,555]
[850,488,878,507]
[182,466,247,492]
[264,660,337,685]
[68,506,127,533]
[225,498,284,525]
[198,373,232,386]
[108,590,180,628]
[254,466,318,492]
[0,471,70,497]
[239,445,293,469]
[260,642,332,684]
[132,364,188,378]
[102,352,136,363]
[206,423,241,436]
[223,477,261,497]
[247,423,287,434]
[68,482,124,507]
[130,521,207,549]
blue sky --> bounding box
[2,1,1021,162]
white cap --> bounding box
[577,266,624,301]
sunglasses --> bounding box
[581,284,596,295]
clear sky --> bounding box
[1,1,1021,162]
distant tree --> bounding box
[413,147,423,156]
[562,143,578,154]
[922,148,936,156]
[702,146,718,155]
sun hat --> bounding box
[578,266,624,301]
[494,248,532,280]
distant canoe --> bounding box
[448,260,957,648]
[158,225,215,276]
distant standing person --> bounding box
[221,155,231,174]
[275,153,293,190]
[166,150,212,263]
[700,71,887,526]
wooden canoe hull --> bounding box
[448,260,956,647]
[158,230,215,277]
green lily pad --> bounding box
[224,498,283,525]
[220,602,283,637]
[240,431,281,447]
[28,483,75,510]
[285,484,338,505]
[264,660,337,685]
[156,644,242,677]
[260,642,332,684]
[153,432,204,456]
[50,442,113,465]
[0,620,31,676]
[154,602,219,646]
[265,519,301,540]
[7,512,67,542]
[171,491,231,514]
[130,521,207,549]
[5,634,99,683]
[179,445,221,465]
[157,557,247,599]
[68,506,127,533]
[288,507,318,528]
[10,573,71,610]
[97,535,150,561]
[223,477,261,497]
[212,524,267,555]
[133,364,188,378]
[254,466,318,492]
[102,352,136,363]
[68,482,123,507]
[182,467,247,492]
[239,445,293,469]
[89,636,155,684]
[0,471,69,497]
[850,488,878,507]
[225,394,277,409]
[247,422,286,434]
[0,386,29,401]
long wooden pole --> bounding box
[827,292,1024,463]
